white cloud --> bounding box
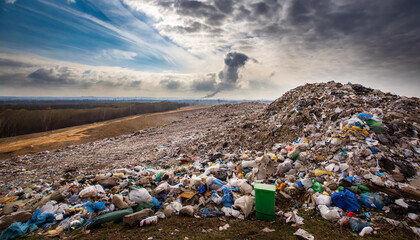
[37,0,200,71]
[67,0,75,3]
[5,0,17,4]
[100,49,138,61]
[1,0,419,98]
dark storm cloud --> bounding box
[214,0,234,14]
[130,80,142,88]
[160,79,181,90]
[234,1,282,22]
[28,67,76,85]
[0,73,28,86]
[234,5,252,21]
[175,0,226,26]
[163,21,222,34]
[25,66,141,89]
[191,73,216,91]
[0,58,34,68]
[205,52,249,97]
[250,0,420,70]
[252,2,269,15]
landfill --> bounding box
[0,81,419,239]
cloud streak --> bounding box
[0,0,419,98]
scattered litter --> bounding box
[293,228,314,240]
[1,82,419,239]
[262,227,275,232]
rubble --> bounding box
[0,82,419,239]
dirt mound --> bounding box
[242,81,418,145]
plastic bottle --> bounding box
[357,184,369,192]
[290,152,300,160]
[140,216,158,226]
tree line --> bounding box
[0,102,188,138]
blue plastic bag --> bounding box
[349,218,370,233]
[331,189,361,212]
[0,209,55,240]
[198,185,207,194]
[360,193,385,210]
[152,197,160,210]
[357,113,373,121]
[85,201,107,213]
[221,188,234,208]
[369,147,378,154]
[209,178,224,190]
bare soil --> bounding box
[0,106,206,160]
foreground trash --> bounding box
[0,82,419,239]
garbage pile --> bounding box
[0,81,419,239]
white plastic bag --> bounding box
[129,188,153,204]
[79,185,105,198]
[221,207,241,218]
[154,182,170,194]
[233,196,254,218]
[165,201,182,212]
[318,205,341,222]
[313,193,332,206]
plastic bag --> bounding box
[206,177,224,190]
[293,228,314,240]
[210,191,222,204]
[331,189,360,212]
[360,193,385,210]
[221,207,241,218]
[221,188,234,208]
[313,193,331,206]
[318,205,341,221]
[40,201,58,214]
[153,182,170,194]
[179,206,194,216]
[311,179,323,193]
[79,185,105,198]
[349,217,370,233]
[85,201,107,213]
[129,188,153,204]
[233,196,254,218]
[165,201,182,212]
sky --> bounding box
[0,0,419,99]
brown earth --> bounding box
[0,103,266,186]
[0,106,206,160]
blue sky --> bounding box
[0,0,193,71]
[0,0,419,98]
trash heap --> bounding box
[0,81,419,239]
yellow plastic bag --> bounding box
[0,196,18,204]
[314,169,332,176]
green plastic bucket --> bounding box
[254,183,276,220]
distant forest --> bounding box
[0,102,188,138]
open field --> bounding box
[0,106,206,160]
[0,102,188,138]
